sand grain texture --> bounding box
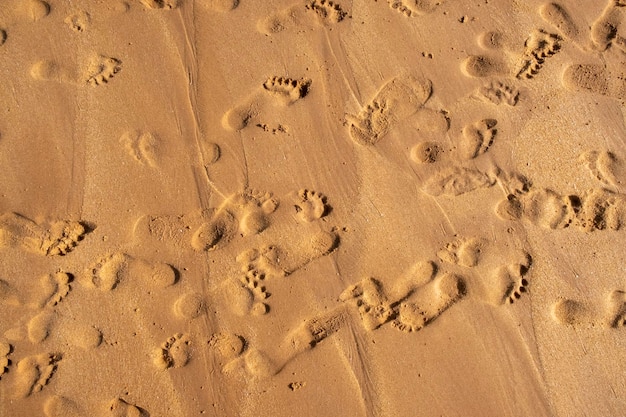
[0,0,626,416]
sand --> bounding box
[1,0,626,416]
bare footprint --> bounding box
[65,10,91,32]
[457,119,498,160]
[154,333,191,369]
[191,190,279,251]
[44,395,85,417]
[86,55,122,86]
[109,398,148,417]
[539,2,581,45]
[474,80,520,106]
[133,209,212,248]
[516,29,561,79]
[553,290,626,328]
[346,75,432,145]
[258,0,347,35]
[140,0,179,10]
[437,237,484,268]
[26,0,50,21]
[386,0,441,17]
[31,55,122,87]
[580,150,626,190]
[392,273,466,333]
[85,253,177,291]
[590,0,626,52]
[292,189,328,222]
[27,309,55,343]
[340,277,395,330]
[421,166,498,197]
[562,61,626,100]
[173,292,206,320]
[31,272,72,309]
[0,212,86,256]
[13,353,61,398]
[222,76,311,131]
[120,130,158,167]
[484,256,532,305]
[237,229,338,279]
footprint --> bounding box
[496,185,626,231]
[27,309,55,344]
[590,0,626,52]
[461,54,510,78]
[283,309,347,353]
[13,353,61,398]
[410,141,445,164]
[209,332,245,364]
[173,292,206,320]
[66,325,102,350]
[222,76,311,131]
[85,253,177,291]
[154,333,191,369]
[515,29,561,79]
[31,272,72,309]
[562,62,626,100]
[263,76,312,105]
[580,150,626,189]
[85,55,122,86]
[386,0,441,17]
[339,277,395,330]
[191,190,279,251]
[539,2,581,45]
[258,0,347,35]
[198,0,240,12]
[65,10,91,32]
[474,80,519,106]
[0,212,86,256]
[26,0,50,21]
[392,273,466,333]
[437,237,484,268]
[484,257,531,305]
[243,348,279,378]
[109,398,148,417]
[139,0,179,9]
[237,229,338,279]
[457,119,497,160]
[421,166,498,197]
[44,395,85,417]
[292,189,328,223]
[133,209,212,248]
[0,341,11,379]
[552,290,626,328]
[120,131,158,167]
[346,75,432,145]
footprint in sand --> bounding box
[108,398,148,417]
[25,0,50,21]
[120,130,159,167]
[462,29,561,80]
[438,236,533,306]
[223,275,269,316]
[139,0,179,10]
[27,309,55,344]
[85,253,177,291]
[580,150,626,190]
[31,272,72,309]
[31,55,122,87]
[153,333,191,370]
[552,290,626,328]
[345,75,432,146]
[65,10,91,32]
[538,2,583,47]
[0,341,11,379]
[191,190,279,251]
[496,183,626,231]
[257,0,347,35]
[222,76,311,131]
[474,80,520,106]
[209,332,246,373]
[173,292,206,320]
[385,0,441,17]
[44,395,85,417]
[133,209,213,248]
[291,189,329,223]
[13,352,61,398]
[0,213,87,256]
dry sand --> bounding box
[1,0,626,416]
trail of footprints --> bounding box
[3,0,626,413]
